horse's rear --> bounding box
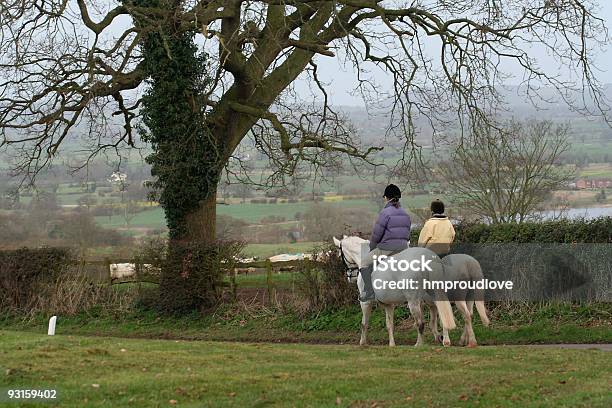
[372,247,457,333]
[441,254,490,346]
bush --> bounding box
[296,244,357,312]
[0,247,72,313]
[216,215,248,240]
[410,217,612,244]
[157,240,245,312]
[260,215,286,224]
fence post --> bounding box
[230,267,237,302]
[266,259,275,305]
[105,257,111,285]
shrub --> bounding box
[410,217,611,244]
[0,247,72,313]
[296,244,357,312]
[216,215,248,240]
[157,240,245,312]
[302,204,373,240]
[260,215,286,224]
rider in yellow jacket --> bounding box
[418,199,455,257]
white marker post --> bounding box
[48,316,57,336]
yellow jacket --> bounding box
[417,216,456,255]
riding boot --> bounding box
[359,265,375,302]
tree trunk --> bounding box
[184,191,217,243]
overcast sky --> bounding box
[301,3,612,107]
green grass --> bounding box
[95,207,166,228]
[579,167,612,179]
[217,199,376,222]
[94,199,376,228]
[92,195,441,229]
[3,302,610,346]
[227,271,298,289]
[0,330,610,407]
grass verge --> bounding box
[1,302,610,346]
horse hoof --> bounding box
[467,342,477,348]
[443,340,451,347]
[389,343,396,347]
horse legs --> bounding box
[384,304,396,347]
[456,300,477,347]
[462,300,475,345]
[359,301,373,346]
[408,301,425,347]
[427,302,443,344]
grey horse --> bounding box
[436,254,490,347]
[333,236,456,347]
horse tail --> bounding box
[475,300,490,326]
[435,300,456,331]
[469,257,490,326]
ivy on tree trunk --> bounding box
[138,6,221,242]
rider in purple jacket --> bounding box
[360,184,412,301]
[369,198,412,251]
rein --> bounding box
[339,241,360,280]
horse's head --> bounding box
[332,235,369,282]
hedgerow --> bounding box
[410,217,611,243]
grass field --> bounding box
[94,199,376,228]
[226,271,299,288]
[92,195,444,229]
[579,163,612,179]
[1,330,610,407]
[3,301,610,346]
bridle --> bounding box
[339,241,360,281]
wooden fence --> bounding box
[76,258,317,304]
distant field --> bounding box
[571,141,612,159]
[95,199,379,228]
[95,207,166,228]
[579,163,612,179]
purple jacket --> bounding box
[370,202,411,251]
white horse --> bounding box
[333,236,456,347]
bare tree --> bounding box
[0,0,609,241]
[438,120,574,223]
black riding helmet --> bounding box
[431,199,445,214]
[383,184,401,200]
